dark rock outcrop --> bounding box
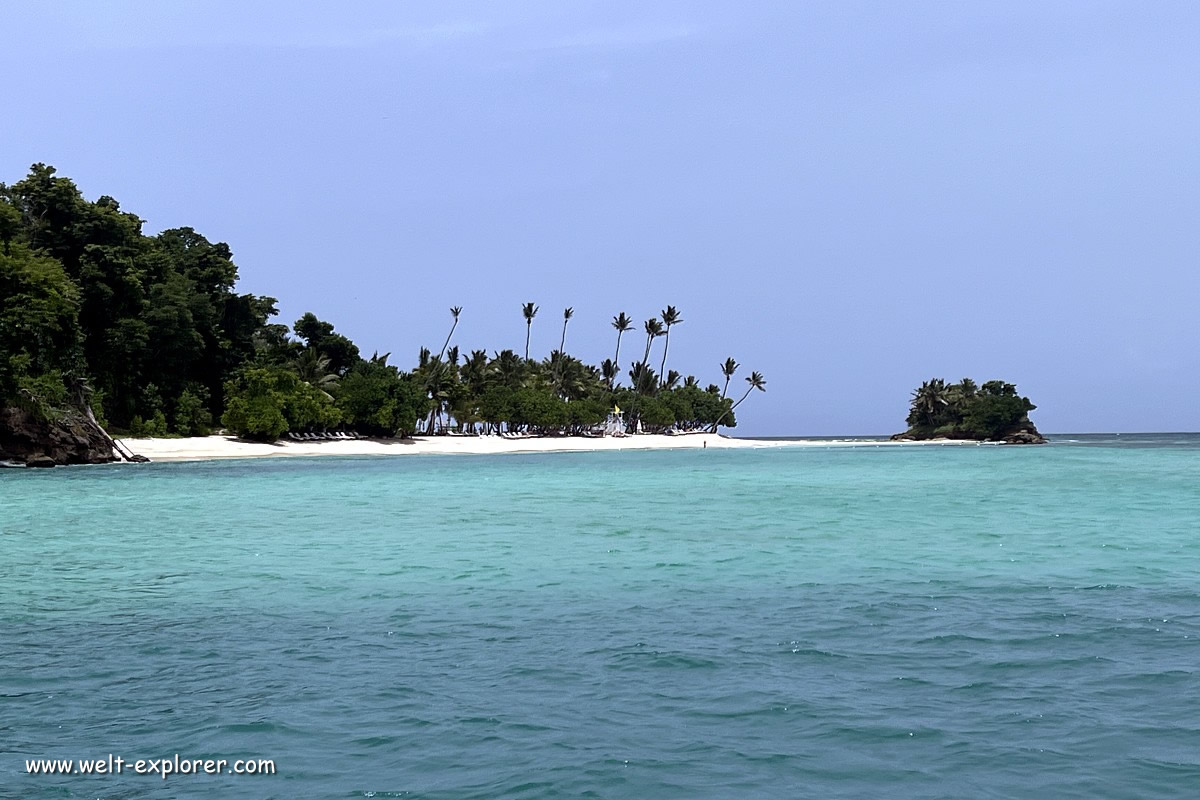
[1000,427,1048,445]
[0,407,117,466]
[891,420,1048,445]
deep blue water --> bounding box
[3,437,1200,798]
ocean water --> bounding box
[3,435,1200,798]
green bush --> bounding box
[221,369,290,441]
[174,388,212,436]
[15,370,69,421]
[336,362,424,436]
[128,416,148,437]
[145,410,169,437]
[221,367,342,441]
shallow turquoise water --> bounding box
[3,438,1200,798]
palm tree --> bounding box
[601,358,619,387]
[460,349,489,394]
[944,378,976,418]
[909,378,949,428]
[719,357,740,398]
[628,362,659,395]
[422,357,457,435]
[640,318,664,375]
[610,312,633,387]
[491,349,524,388]
[559,307,574,354]
[683,375,699,388]
[545,351,592,400]
[657,305,682,389]
[437,306,462,360]
[733,371,767,409]
[294,349,339,401]
[522,302,538,360]
[711,368,763,431]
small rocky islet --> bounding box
[891,378,1047,444]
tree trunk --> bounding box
[711,385,752,432]
[658,327,671,391]
[72,379,147,462]
[437,319,458,360]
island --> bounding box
[0,165,767,466]
[892,378,1047,444]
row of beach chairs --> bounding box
[286,431,367,441]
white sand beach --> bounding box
[112,433,994,463]
[114,432,763,462]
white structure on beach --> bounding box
[604,409,626,437]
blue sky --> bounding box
[4,1,1198,435]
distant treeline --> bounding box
[0,165,766,441]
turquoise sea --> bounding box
[4,435,1200,798]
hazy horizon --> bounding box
[5,1,1197,436]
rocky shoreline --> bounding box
[890,423,1048,445]
[0,407,117,467]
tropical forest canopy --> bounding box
[0,165,766,441]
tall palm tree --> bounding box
[732,371,767,410]
[640,318,664,374]
[719,357,740,398]
[422,357,457,435]
[610,312,633,387]
[657,305,682,389]
[559,307,574,354]
[437,306,462,360]
[522,302,538,360]
[711,368,763,431]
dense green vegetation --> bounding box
[902,378,1038,440]
[0,165,766,442]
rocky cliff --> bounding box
[0,407,117,466]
